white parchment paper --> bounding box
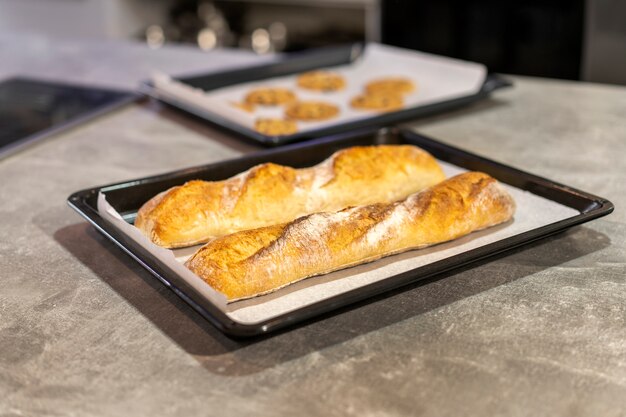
[97,194,228,309]
[151,43,487,135]
[97,161,579,325]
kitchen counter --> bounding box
[1,35,625,417]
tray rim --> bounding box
[67,128,614,337]
[140,43,512,146]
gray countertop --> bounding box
[1,35,625,417]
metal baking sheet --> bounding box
[142,44,511,146]
[67,129,613,337]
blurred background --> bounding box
[1,0,625,85]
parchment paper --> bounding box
[97,194,228,309]
[151,43,487,135]
[97,161,580,325]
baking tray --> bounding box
[141,44,511,146]
[67,128,613,337]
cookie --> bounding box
[245,87,296,106]
[285,101,340,121]
[365,78,416,95]
[297,71,346,92]
[230,101,256,113]
[350,93,404,112]
[254,118,298,136]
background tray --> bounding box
[142,44,511,146]
[68,128,613,337]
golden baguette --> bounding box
[186,172,516,301]
[135,145,445,248]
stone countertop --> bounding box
[1,35,625,417]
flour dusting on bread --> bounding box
[135,145,446,248]
[186,172,516,301]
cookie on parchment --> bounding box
[285,101,340,121]
[365,78,416,95]
[254,118,298,136]
[245,87,296,106]
[350,93,404,112]
[297,71,346,92]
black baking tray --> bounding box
[141,44,511,146]
[67,128,613,337]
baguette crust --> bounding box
[135,145,445,248]
[186,172,516,301]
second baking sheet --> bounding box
[152,43,487,137]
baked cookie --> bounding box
[245,87,296,106]
[285,101,340,121]
[365,78,416,95]
[297,71,346,92]
[254,118,298,136]
[230,101,256,113]
[350,93,404,112]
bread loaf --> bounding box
[185,172,516,301]
[135,145,445,248]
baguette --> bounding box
[186,172,516,301]
[135,145,445,248]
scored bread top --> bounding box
[185,172,516,301]
[135,145,446,248]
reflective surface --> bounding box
[0,78,131,156]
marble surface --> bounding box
[1,35,625,417]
